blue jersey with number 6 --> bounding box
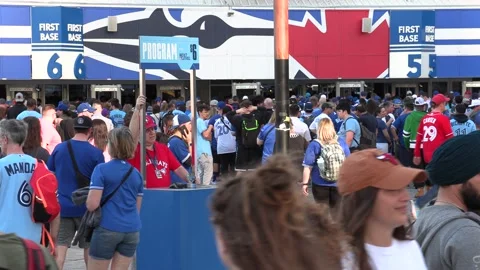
[0,154,41,243]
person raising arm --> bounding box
[128,95,189,188]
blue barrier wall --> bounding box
[137,188,225,270]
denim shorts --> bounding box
[89,226,139,260]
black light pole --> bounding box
[274,0,289,154]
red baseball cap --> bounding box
[146,115,156,129]
[431,94,450,105]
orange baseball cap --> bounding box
[337,149,427,196]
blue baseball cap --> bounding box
[155,97,162,102]
[77,102,96,113]
[217,101,226,110]
[304,102,313,112]
[433,90,439,96]
[56,103,68,111]
[393,98,402,105]
[176,101,186,107]
[172,114,191,129]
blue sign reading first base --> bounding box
[139,36,199,70]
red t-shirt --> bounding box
[128,142,181,188]
[414,112,453,163]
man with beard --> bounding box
[414,131,480,270]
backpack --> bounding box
[301,115,316,140]
[315,140,345,182]
[344,117,376,150]
[30,160,60,224]
[21,237,47,270]
[159,110,174,133]
[241,115,261,148]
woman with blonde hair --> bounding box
[301,117,350,207]
[86,127,143,270]
[88,119,111,162]
[211,154,346,270]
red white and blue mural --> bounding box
[0,5,479,80]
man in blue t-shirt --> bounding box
[47,116,104,269]
[336,101,361,151]
[196,104,213,185]
[109,98,126,128]
[0,120,43,243]
[257,123,276,163]
[391,99,413,167]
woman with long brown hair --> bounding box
[301,117,350,207]
[88,119,110,162]
[22,116,50,163]
[337,149,428,270]
[210,154,346,270]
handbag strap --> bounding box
[67,140,81,174]
[100,166,134,208]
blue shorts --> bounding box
[89,226,139,260]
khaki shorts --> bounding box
[57,217,90,249]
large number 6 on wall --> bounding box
[47,53,63,79]
[74,54,86,79]
[73,54,85,79]
[407,54,421,78]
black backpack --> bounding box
[344,117,376,150]
[302,115,316,140]
[159,111,174,133]
[241,115,261,148]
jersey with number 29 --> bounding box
[414,112,453,164]
[0,154,41,243]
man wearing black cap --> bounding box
[48,116,105,269]
[414,132,480,270]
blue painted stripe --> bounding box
[390,45,435,49]
[0,6,30,26]
[32,48,84,52]
[390,49,435,53]
[437,55,480,78]
[0,56,31,79]
[436,10,480,29]
[85,56,162,80]
[0,38,31,44]
[436,39,480,45]
[32,44,83,48]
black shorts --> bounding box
[212,150,220,164]
[235,146,262,171]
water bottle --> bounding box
[187,173,196,189]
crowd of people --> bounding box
[0,89,479,270]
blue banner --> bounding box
[139,36,199,70]
[31,7,85,79]
[389,10,436,78]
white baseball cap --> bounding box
[412,94,418,99]
[210,99,218,106]
[242,96,248,100]
[414,97,428,106]
[320,94,327,99]
[469,99,480,108]
[15,92,24,102]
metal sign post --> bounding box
[190,69,197,180]
[138,36,200,181]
